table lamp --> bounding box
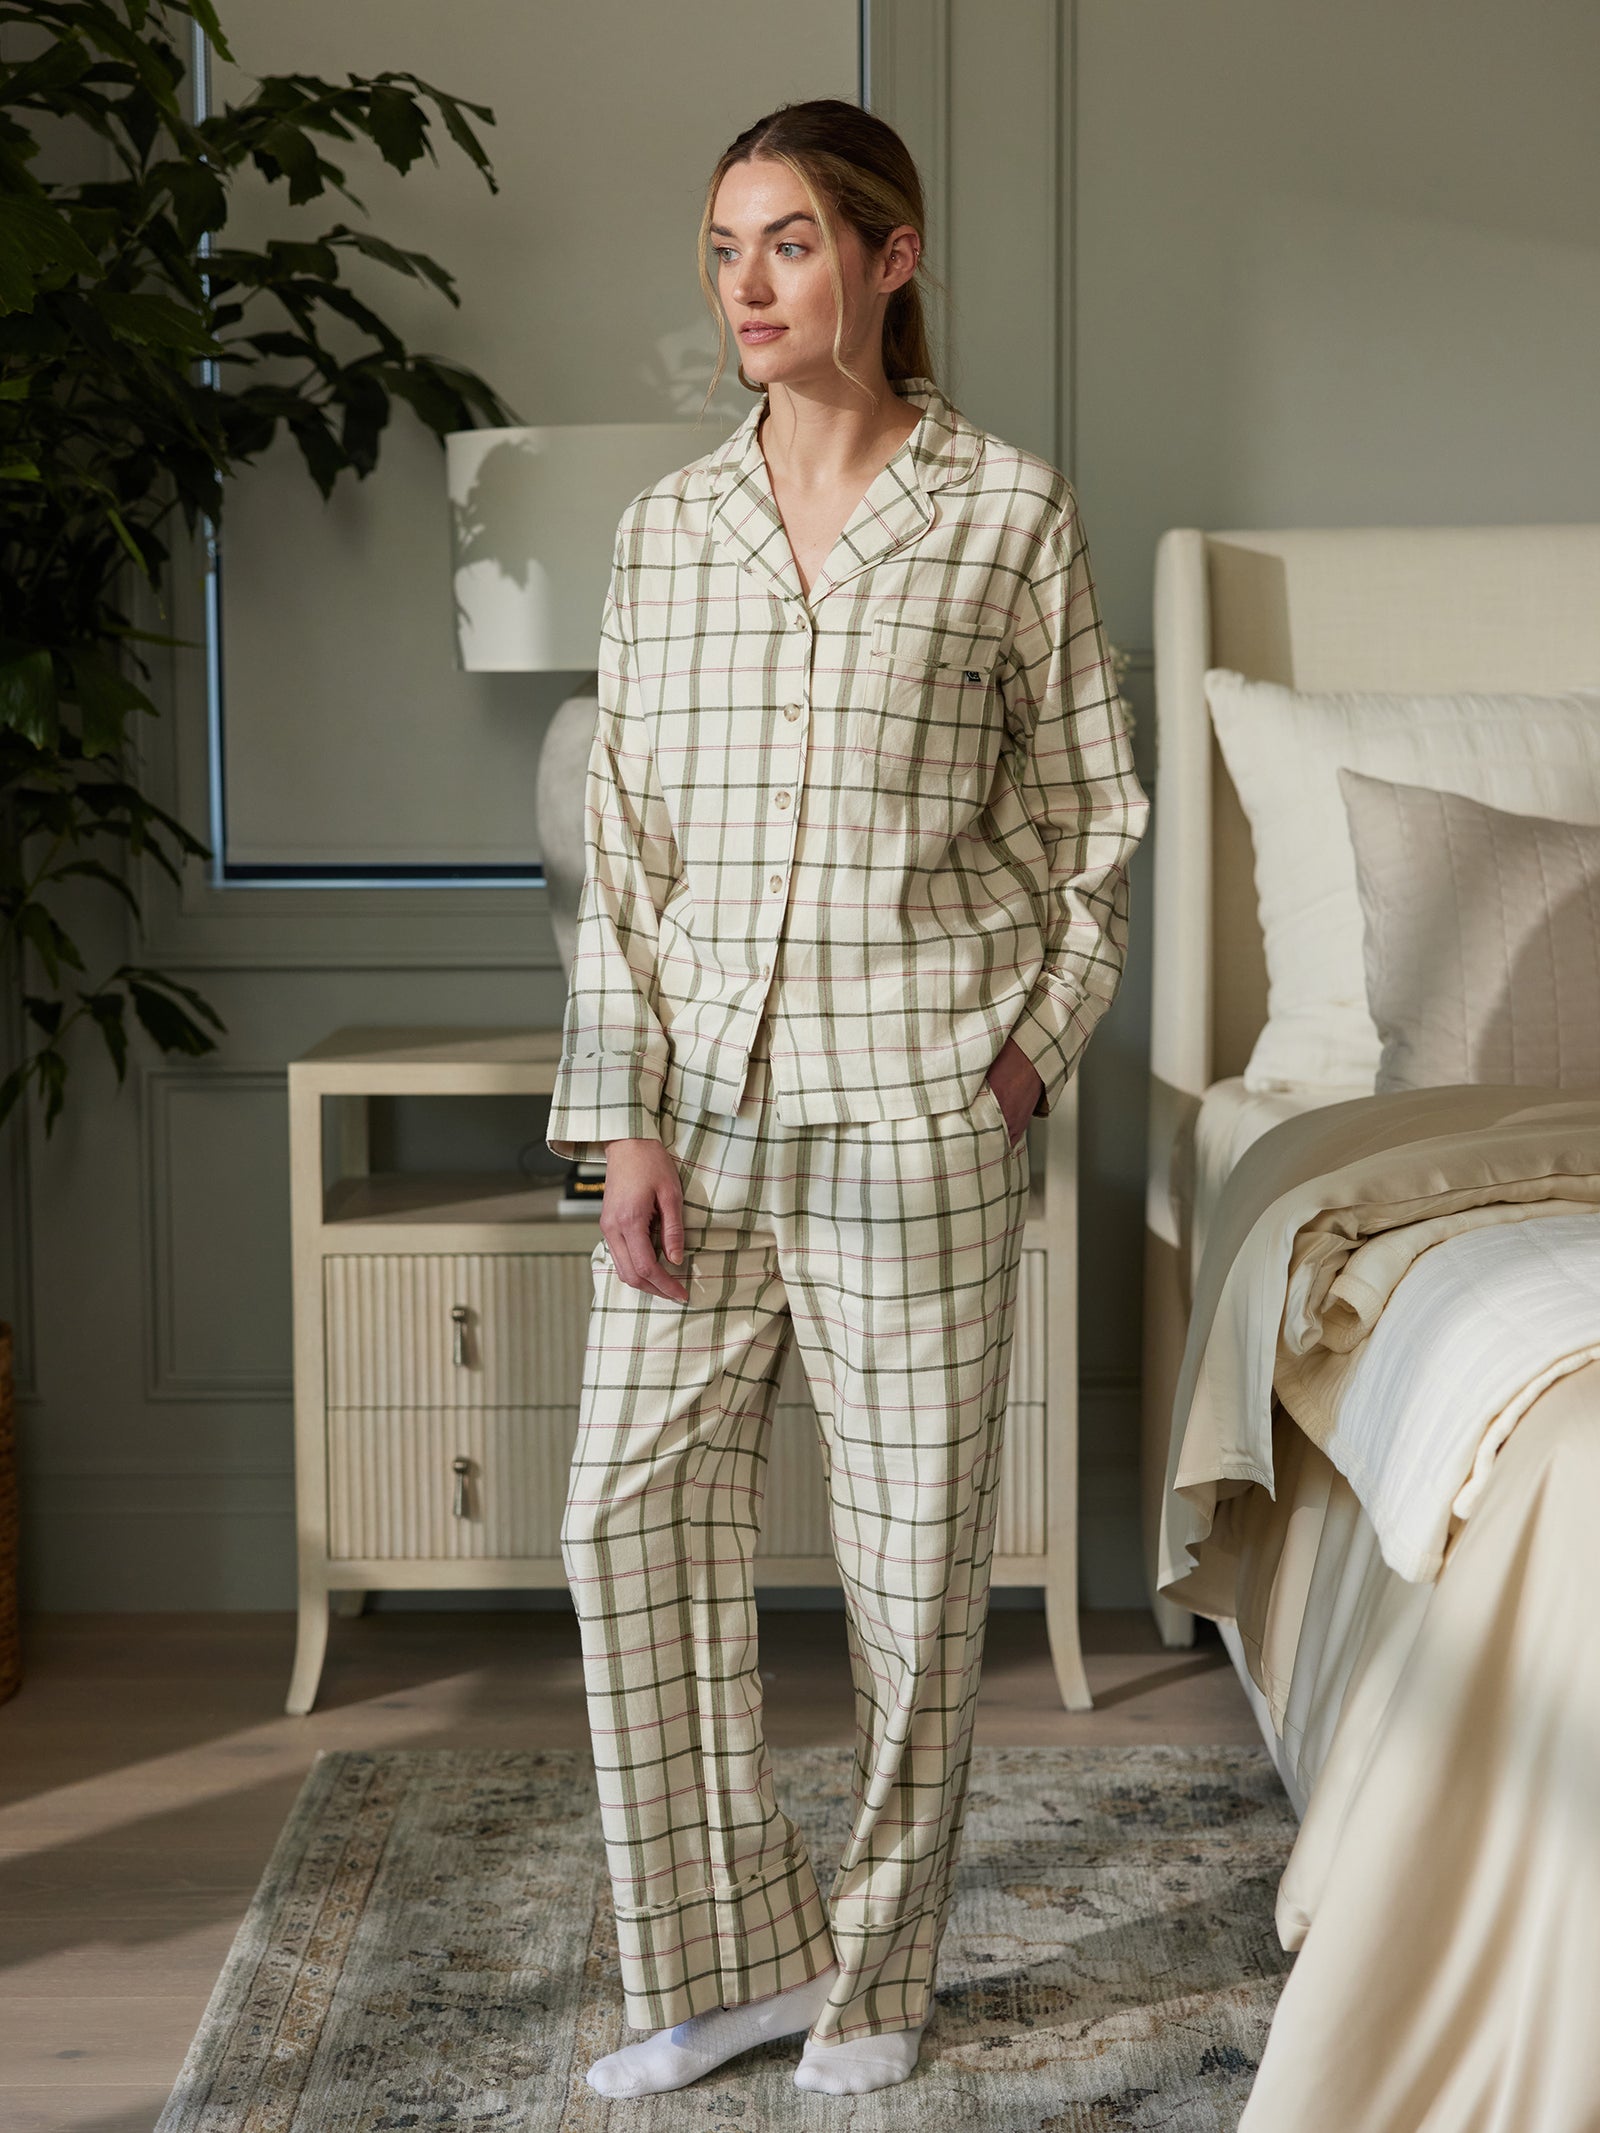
[446,417,736,1208]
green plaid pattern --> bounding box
[559,1019,1033,2042]
[545,374,1149,1163]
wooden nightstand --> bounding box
[286,1026,1090,1713]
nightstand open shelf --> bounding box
[287,1025,1090,1715]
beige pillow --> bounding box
[1204,670,1600,1091]
[1339,766,1600,1092]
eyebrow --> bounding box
[708,211,818,238]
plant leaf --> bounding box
[365,83,428,174]
[37,1047,66,1135]
[21,994,64,1038]
[0,195,102,317]
[126,972,226,1053]
[0,1063,27,1135]
[53,858,142,916]
[97,289,224,357]
[0,643,59,748]
[17,900,86,986]
[65,647,157,756]
[329,225,459,305]
[184,0,235,64]
[254,120,326,205]
[124,965,229,1032]
[85,990,129,1080]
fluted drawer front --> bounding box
[324,1245,1046,1559]
[759,1407,831,1557]
[1008,1250,1047,1403]
[326,1406,579,1559]
[994,1404,1047,1557]
[327,1248,1042,1412]
[325,1254,593,1408]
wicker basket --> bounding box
[0,1320,18,1704]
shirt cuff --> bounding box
[1006,972,1105,1117]
[546,1048,665,1163]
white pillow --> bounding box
[1204,669,1600,1091]
[1340,768,1600,1092]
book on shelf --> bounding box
[559,1158,606,1216]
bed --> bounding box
[1138,524,1600,2130]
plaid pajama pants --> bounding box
[559,1014,1032,2045]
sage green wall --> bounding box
[8,1,859,1611]
[11,0,1597,1614]
[1070,0,1600,1399]
[875,0,1600,1600]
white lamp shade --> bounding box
[446,420,737,671]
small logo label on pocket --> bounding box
[963,669,982,684]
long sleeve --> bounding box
[546,525,680,1162]
[999,490,1151,1117]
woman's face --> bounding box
[709,155,917,391]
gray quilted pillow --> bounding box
[1338,766,1600,1092]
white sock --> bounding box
[584,1964,839,2098]
[793,2020,926,2094]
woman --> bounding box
[547,97,1149,2100]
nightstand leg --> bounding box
[1044,1564,1093,1711]
[330,1589,367,1618]
[287,1585,329,1716]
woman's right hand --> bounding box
[599,1138,689,1303]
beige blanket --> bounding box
[1157,1083,1600,1598]
[1233,1362,1600,2132]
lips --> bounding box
[740,324,786,339]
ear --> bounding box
[881,224,921,294]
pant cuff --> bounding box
[809,1901,947,2042]
[616,1849,835,2030]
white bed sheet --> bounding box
[1184,1076,1368,1797]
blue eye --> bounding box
[713,243,807,262]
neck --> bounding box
[756,376,920,488]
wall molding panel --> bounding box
[142,1065,296,1401]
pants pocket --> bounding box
[971,1076,1015,1147]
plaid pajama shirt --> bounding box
[545,373,1149,1163]
[548,374,1148,2043]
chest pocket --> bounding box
[856,615,1008,807]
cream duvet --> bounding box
[1157,1083,1600,1598]
[1153,1082,1600,2133]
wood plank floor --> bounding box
[0,1606,1255,2131]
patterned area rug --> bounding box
[155,1745,1297,2131]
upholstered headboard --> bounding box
[1143,523,1600,1248]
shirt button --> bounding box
[792,610,810,630]
[783,703,802,720]
[761,962,772,979]
[769,873,783,891]
[774,790,791,809]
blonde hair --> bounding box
[695,98,944,413]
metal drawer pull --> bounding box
[450,1303,469,1366]
[452,1454,471,1518]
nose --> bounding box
[730,258,772,308]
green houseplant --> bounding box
[0,0,516,1703]
[0,0,516,1135]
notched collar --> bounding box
[703,375,983,604]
